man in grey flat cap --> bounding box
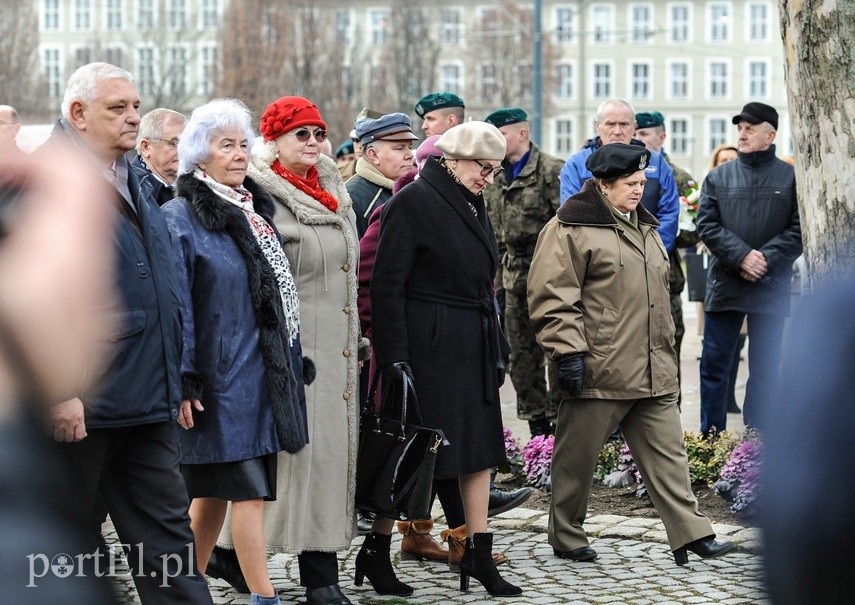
[346,113,417,238]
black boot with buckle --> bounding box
[354,532,413,596]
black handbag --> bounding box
[685,253,710,302]
[355,370,447,520]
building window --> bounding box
[42,0,61,31]
[137,47,157,97]
[709,3,731,42]
[593,63,612,98]
[43,47,63,97]
[669,4,690,42]
[137,0,156,29]
[479,63,498,100]
[335,10,351,45]
[554,7,575,43]
[630,5,653,43]
[555,63,574,99]
[440,63,462,94]
[370,10,389,46]
[168,0,187,29]
[630,63,651,99]
[200,0,219,29]
[708,118,727,153]
[106,0,123,30]
[199,45,219,97]
[516,63,533,102]
[167,46,189,96]
[74,0,92,31]
[669,61,689,99]
[747,2,769,41]
[669,119,689,154]
[709,61,728,98]
[748,60,769,97]
[440,9,462,46]
[591,5,614,43]
[555,119,575,155]
[105,46,125,69]
[72,47,93,71]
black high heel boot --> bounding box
[673,536,737,565]
[459,533,522,596]
[353,532,413,596]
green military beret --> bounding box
[415,92,465,118]
[635,111,665,129]
[484,107,528,128]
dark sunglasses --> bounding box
[475,159,502,178]
[286,128,328,143]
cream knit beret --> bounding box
[436,121,507,161]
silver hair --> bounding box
[136,108,187,152]
[178,98,255,176]
[594,98,635,123]
[61,62,134,119]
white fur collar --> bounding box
[249,139,353,226]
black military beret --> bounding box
[484,107,528,127]
[586,143,650,180]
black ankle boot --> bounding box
[673,536,737,565]
[459,533,522,596]
[206,545,249,593]
[354,532,413,596]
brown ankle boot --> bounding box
[397,520,449,562]
[440,524,508,572]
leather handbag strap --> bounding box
[367,368,425,426]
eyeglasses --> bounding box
[284,128,328,143]
[151,138,180,149]
[475,159,503,178]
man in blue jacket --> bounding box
[47,62,212,604]
[559,98,680,253]
[696,102,802,435]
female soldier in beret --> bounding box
[528,143,735,567]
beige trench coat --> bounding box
[528,180,678,400]
[219,149,360,553]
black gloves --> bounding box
[382,361,413,384]
[557,353,585,398]
[497,357,508,388]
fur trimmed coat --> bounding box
[162,175,310,464]
[220,149,360,553]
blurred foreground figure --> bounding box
[0,150,116,602]
[761,270,855,605]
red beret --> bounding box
[260,96,327,142]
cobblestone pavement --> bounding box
[107,505,767,605]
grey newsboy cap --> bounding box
[355,113,419,147]
[436,121,506,161]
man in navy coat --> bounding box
[47,62,211,604]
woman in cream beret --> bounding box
[369,121,523,597]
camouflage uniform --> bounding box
[485,143,564,428]
[663,152,700,406]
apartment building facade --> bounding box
[35,0,789,177]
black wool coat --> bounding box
[371,157,508,475]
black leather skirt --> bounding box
[181,453,277,502]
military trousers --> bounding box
[505,290,560,423]
[549,392,713,553]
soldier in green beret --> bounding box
[635,110,700,407]
[414,92,465,136]
[483,107,564,437]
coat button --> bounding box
[334,224,342,230]
[343,349,351,358]
[343,306,352,314]
[343,391,351,400]
[342,263,351,272]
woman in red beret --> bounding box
[215,96,364,605]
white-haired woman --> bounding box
[370,121,522,597]
[162,98,312,605]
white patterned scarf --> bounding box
[194,169,300,344]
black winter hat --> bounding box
[586,143,650,180]
[732,102,778,130]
